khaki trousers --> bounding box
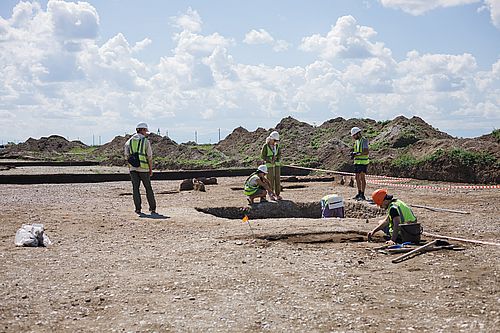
[267,166,281,196]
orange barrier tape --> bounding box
[368,179,500,191]
[285,165,499,191]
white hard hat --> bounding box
[350,127,361,136]
[257,165,268,174]
[269,131,280,141]
[136,122,149,131]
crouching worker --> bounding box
[244,165,278,204]
[367,188,417,245]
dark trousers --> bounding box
[130,171,156,212]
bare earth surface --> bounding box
[0,167,499,332]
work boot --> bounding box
[352,193,360,200]
[359,193,366,201]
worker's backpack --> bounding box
[128,138,144,167]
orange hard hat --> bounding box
[372,188,388,206]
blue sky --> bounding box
[0,0,499,145]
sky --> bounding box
[0,0,499,145]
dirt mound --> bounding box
[0,135,88,159]
[370,136,500,183]
[94,133,231,170]
[215,126,269,167]
[3,117,498,183]
[216,116,498,184]
[371,116,452,149]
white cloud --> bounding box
[300,15,392,60]
[244,29,274,44]
[396,51,477,92]
[0,2,498,143]
[244,28,290,52]
[380,0,500,30]
[48,0,99,39]
[379,0,480,16]
[170,7,202,32]
[273,39,290,52]
[482,0,500,28]
[131,38,152,53]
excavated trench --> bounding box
[201,201,385,245]
[196,200,383,220]
[255,230,368,244]
[0,166,309,184]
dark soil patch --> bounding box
[119,190,179,196]
[256,230,367,244]
[230,184,308,191]
[282,176,335,183]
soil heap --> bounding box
[0,135,87,160]
[1,117,498,183]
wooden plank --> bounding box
[423,232,500,247]
[392,240,439,264]
[410,204,469,214]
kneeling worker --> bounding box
[244,165,278,204]
[368,188,417,245]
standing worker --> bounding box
[368,189,417,245]
[261,130,282,200]
[244,165,278,204]
[124,122,157,215]
[350,126,369,200]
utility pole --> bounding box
[92,134,95,146]
[195,131,197,144]
[218,128,221,142]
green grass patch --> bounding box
[492,129,500,142]
[391,153,418,168]
[391,148,497,169]
[155,157,223,169]
[363,126,381,139]
[297,156,320,168]
[448,148,496,167]
[369,141,390,151]
[68,146,98,154]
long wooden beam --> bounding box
[423,232,500,247]
[410,204,470,215]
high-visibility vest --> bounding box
[387,200,417,236]
[244,173,261,196]
[264,143,282,168]
[130,138,149,169]
[353,137,369,165]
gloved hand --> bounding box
[349,152,356,159]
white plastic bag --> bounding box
[15,224,52,247]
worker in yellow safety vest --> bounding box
[261,131,282,200]
[244,165,278,204]
[124,122,157,215]
[350,126,369,201]
[368,188,417,245]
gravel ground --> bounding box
[0,168,499,332]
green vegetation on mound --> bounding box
[492,129,500,142]
[2,116,499,184]
[391,148,497,169]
